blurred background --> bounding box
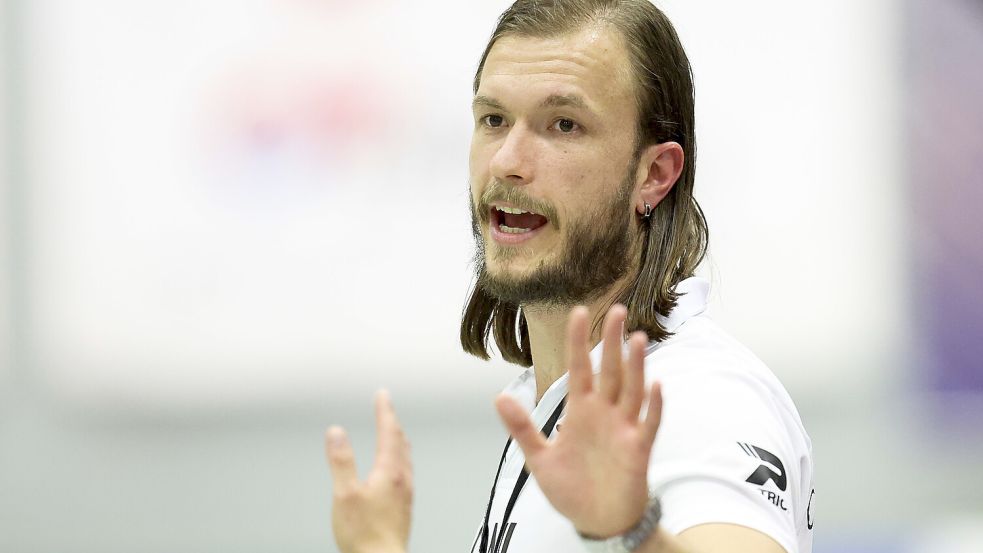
[1,0,982,551]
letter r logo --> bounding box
[738,442,787,492]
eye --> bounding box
[551,118,580,133]
[481,114,507,128]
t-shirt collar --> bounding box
[502,276,710,408]
[587,276,709,371]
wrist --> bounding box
[577,495,662,553]
[574,498,648,539]
[576,519,638,541]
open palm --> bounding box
[494,305,663,539]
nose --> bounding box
[489,122,534,184]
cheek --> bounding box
[468,142,479,175]
[469,135,492,176]
[469,145,485,206]
[549,159,612,203]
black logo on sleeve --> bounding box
[738,442,787,491]
[738,442,788,511]
[807,488,815,529]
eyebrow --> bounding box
[471,93,593,113]
[539,93,590,111]
[472,95,505,112]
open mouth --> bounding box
[491,205,549,235]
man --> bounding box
[325,1,815,552]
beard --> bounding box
[470,162,638,308]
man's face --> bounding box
[469,25,642,306]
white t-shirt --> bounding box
[470,277,815,553]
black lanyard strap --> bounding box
[478,395,567,553]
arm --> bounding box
[674,524,787,553]
[494,305,789,553]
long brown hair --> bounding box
[461,0,708,367]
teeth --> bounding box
[500,224,531,234]
[497,206,531,215]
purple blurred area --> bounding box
[907,0,983,394]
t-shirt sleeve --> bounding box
[645,358,806,553]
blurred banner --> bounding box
[907,0,983,399]
[22,0,509,408]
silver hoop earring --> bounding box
[642,203,653,220]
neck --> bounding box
[523,277,630,404]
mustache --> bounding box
[476,180,560,230]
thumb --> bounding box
[325,426,359,496]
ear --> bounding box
[633,141,685,215]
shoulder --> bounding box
[644,314,812,462]
[647,315,808,442]
[642,315,814,552]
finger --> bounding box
[598,304,627,403]
[325,426,359,496]
[566,306,593,397]
[494,394,548,460]
[373,389,405,472]
[619,331,648,421]
[642,381,664,446]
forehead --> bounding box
[478,25,636,113]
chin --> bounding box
[484,256,520,278]
[484,254,537,281]
[488,245,541,270]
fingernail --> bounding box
[377,388,390,403]
[327,426,348,448]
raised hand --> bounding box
[325,390,413,553]
[493,304,663,538]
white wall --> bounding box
[0,7,10,396]
[661,0,907,400]
[25,0,510,409]
[23,0,905,411]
